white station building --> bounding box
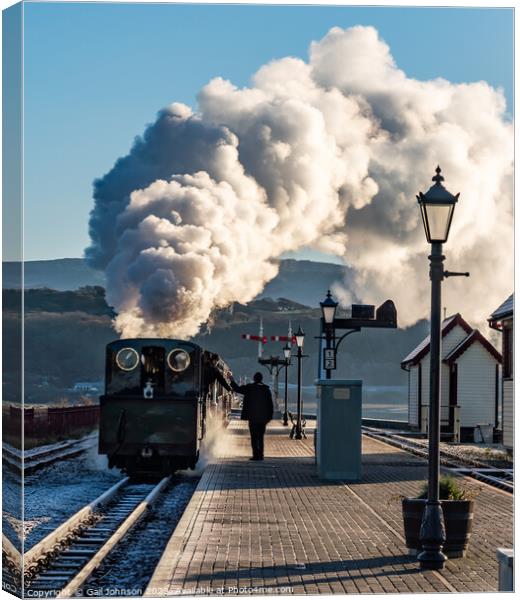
[401,313,502,442]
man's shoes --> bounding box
[249,457,260,461]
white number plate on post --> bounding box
[323,348,336,370]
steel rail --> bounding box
[24,477,129,573]
[2,533,22,573]
[3,434,98,472]
[57,476,171,598]
[378,430,505,471]
[450,468,513,493]
[362,427,513,494]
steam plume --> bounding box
[86,26,512,337]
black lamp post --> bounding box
[416,166,468,570]
[258,355,287,418]
[282,343,291,426]
[294,325,305,440]
[320,290,338,379]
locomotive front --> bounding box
[98,339,204,476]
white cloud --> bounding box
[86,25,513,337]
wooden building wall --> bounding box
[457,343,498,428]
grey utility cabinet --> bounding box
[316,379,362,481]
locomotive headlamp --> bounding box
[116,347,139,371]
[167,349,191,372]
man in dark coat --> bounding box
[230,372,273,461]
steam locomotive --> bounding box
[98,338,233,476]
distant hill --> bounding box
[3,258,105,290]
[3,284,429,406]
[3,286,114,316]
[259,259,354,307]
[3,258,351,307]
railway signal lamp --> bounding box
[417,166,459,244]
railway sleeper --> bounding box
[48,560,87,568]
[39,569,78,576]
[63,547,99,553]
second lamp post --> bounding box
[282,343,291,426]
[416,166,468,570]
[293,325,305,439]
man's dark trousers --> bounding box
[249,421,267,459]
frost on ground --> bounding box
[3,513,51,542]
[3,433,97,458]
[21,449,123,551]
[440,442,512,468]
[406,436,512,468]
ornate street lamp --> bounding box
[416,166,467,570]
[417,166,459,244]
[293,325,305,440]
[320,290,338,325]
[282,343,291,426]
[320,290,339,379]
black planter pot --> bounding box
[402,499,425,555]
[442,500,474,558]
[402,498,474,558]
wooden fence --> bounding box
[3,404,100,437]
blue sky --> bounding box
[18,2,513,262]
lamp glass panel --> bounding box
[283,346,291,359]
[423,203,454,242]
[295,333,305,348]
[322,305,336,324]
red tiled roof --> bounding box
[400,313,473,367]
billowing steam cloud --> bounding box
[86,26,513,337]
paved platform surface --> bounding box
[146,420,513,595]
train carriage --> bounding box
[98,338,232,476]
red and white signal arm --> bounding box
[241,334,267,344]
[270,335,297,344]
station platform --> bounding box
[145,420,513,595]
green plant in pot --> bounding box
[401,475,477,558]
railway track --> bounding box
[3,434,98,472]
[24,476,170,597]
[362,426,513,493]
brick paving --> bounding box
[145,420,513,596]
